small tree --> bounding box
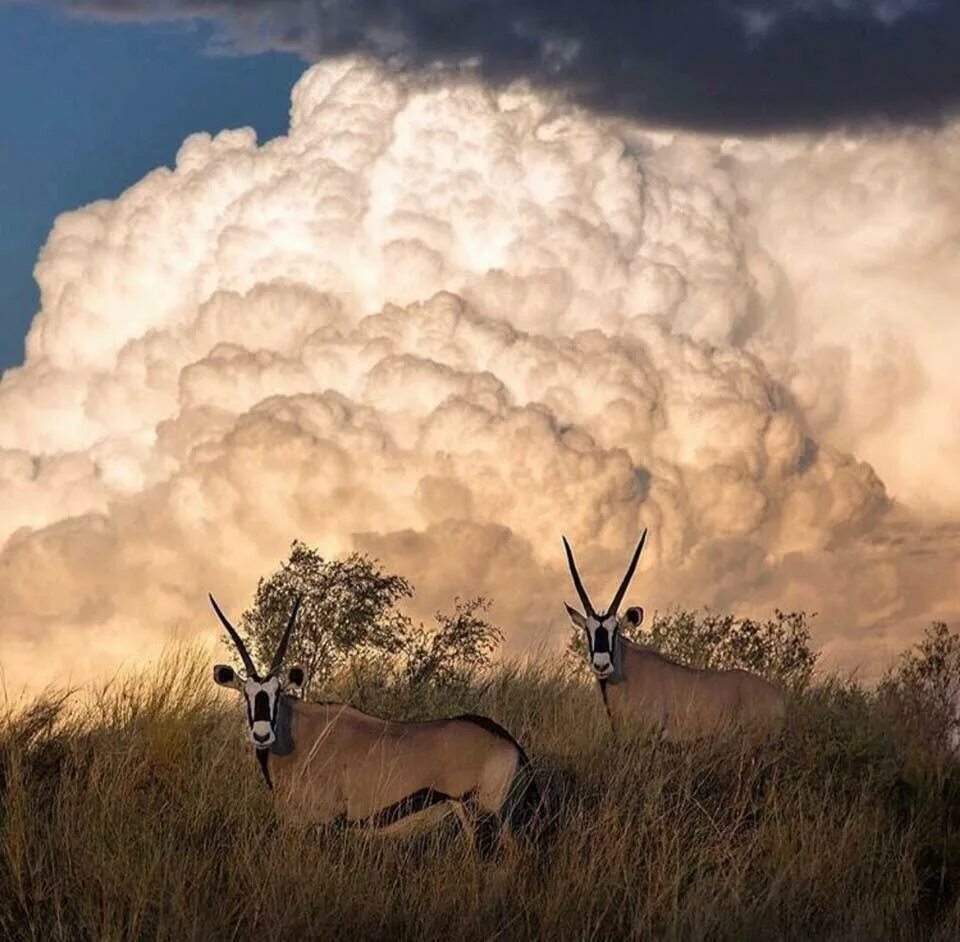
[879,621,960,752]
[403,597,503,692]
[237,541,414,694]
[234,542,503,698]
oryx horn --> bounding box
[209,593,259,679]
[562,535,597,618]
[606,529,648,617]
[270,595,302,673]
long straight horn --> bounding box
[606,529,648,617]
[209,593,258,679]
[270,595,302,673]
[562,536,597,618]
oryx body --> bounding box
[563,533,786,741]
[262,698,532,838]
[596,635,785,741]
[209,594,537,847]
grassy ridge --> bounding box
[2,650,960,941]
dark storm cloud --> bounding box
[20,0,958,132]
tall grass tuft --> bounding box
[2,647,960,940]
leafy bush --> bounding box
[640,608,819,689]
[403,596,503,692]
[567,607,818,689]
[879,621,960,752]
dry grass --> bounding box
[2,649,960,941]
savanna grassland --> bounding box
[3,641,960,942]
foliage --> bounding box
[643,608,819,688]
[236,542,501,696]
[402,597,503,692]
[878,621,960,752]
[237,541,415,692]
[569,607,819,689]
[4,646,960,940]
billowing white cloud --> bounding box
[1,58,958,694]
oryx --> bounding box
[562,532,786,741]
[209,593,539,850]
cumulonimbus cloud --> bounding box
[1,58,959,694]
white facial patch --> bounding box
[243,675,282,747]
[585,615,618,676]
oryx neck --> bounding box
[601,632,626,685]
[252,694,297,791]
[255,746,273,790]
[270,693,296,757]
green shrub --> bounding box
[567,607,818,690]
[879,621,960,753]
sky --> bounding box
[0,5,303,370]
[1,0,959,693]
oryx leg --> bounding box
[452,800,477,852]
[367,800,456,837]
[468,752,524,856]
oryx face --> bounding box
[209,593,305,752]
[562,532,648,680]
[213,664,306,747]
[568,609,620,678]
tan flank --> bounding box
[562,533,786,741]
[209,594,537,849]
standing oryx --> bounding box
[209,593,538,850]
[562,532,786,741]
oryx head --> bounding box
[563,531,647,679]
[210,594,306,749]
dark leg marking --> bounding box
[351,788,459,829]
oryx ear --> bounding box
[565,603,587,630]
[623,606,644,627]
[284,664,307,689]
[213,664,243,689]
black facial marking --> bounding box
[253,690,272,723]
[593,624,610,655]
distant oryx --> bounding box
[562,532,786,741]
[209,593,538,850]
